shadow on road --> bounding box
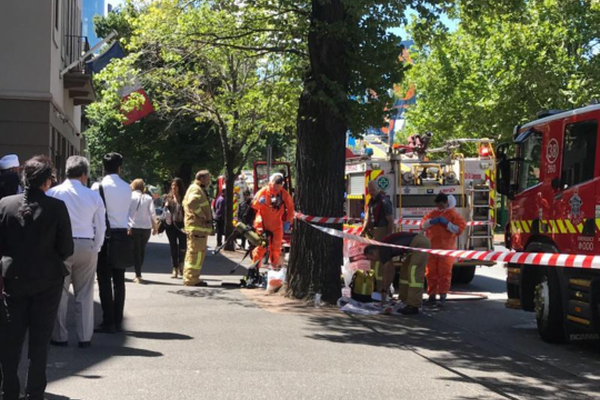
[44,299,192,389]
[141,241,248,278]
[169,287,258,310]
[304,310,600,400]
[125,330,193,341]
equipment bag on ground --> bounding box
[350,270,375,303]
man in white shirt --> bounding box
[92,153,132,333]
[48,156,106,348]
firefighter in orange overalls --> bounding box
[421,193,466,307]
[251,173,295,269]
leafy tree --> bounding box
[122,0,301,249]
[285,0,456,303]
[86,6,222,188]
[404,0,600,145]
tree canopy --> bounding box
[403,0,600,145]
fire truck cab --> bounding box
[497,104,600,342]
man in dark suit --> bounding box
[0,155,73,400]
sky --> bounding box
[390,8,458,40]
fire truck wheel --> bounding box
[534,271,567,343]
[452,266,476,284]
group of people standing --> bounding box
[362,180,466,315]
[0,152,160,400]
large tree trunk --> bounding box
[178,161,193,188]
[287,0,349,304]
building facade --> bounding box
[0,0,95,178]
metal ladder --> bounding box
[466,182,494,251]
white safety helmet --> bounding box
[270,173,284,183]
[447,194,457,210]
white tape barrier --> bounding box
[304,221,600,270]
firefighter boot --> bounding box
[439,293,447,307]
[425,295,437,307]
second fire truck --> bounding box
[345,135,497,284]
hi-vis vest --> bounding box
[350,270,375,303]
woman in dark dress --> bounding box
[0,155,73,400]
[164,178,187,278]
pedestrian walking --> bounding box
[214,190,226,247]
[164,178,186,278]
[182,170,213,287]
[92,153,133,333]
[47,156,106,349]
[129,179,158,284]
[0,154,21,199]
[421,194,466,307]
[0,155,73,400]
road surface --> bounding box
[40,236,600,400]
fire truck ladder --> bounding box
[466,182,494,251]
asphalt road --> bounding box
[37,236,600,400]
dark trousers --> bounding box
[97,247,126,328]
[216,219,225,247]
[132,228,151,278]
[0,282,63,400]
[165,224,186,267]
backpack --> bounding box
[350,270,375,303]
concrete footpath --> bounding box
[39,235,600,400]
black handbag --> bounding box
[99,184,134,269]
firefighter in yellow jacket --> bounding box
[183,170,213,286]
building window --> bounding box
[561,120,598,190]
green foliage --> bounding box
[85,0,300,187]
[127,0,301,176]
[93,0,138,47]
[404,0,600,145]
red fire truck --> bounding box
[497,104,600,343]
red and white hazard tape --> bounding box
[296,212,491,228]
[400,219,491,227]
[295,212,347,224]
[343,225,364,235]
[306,221,600,270]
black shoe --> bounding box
[50,340,68,347]
[193,281,208,287]
[78,341,92,348]
[94,324,117,334]
[424,295,437,306]
[438,294,447,307]
[399,305,420,315]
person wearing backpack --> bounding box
[363,232,430,314]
